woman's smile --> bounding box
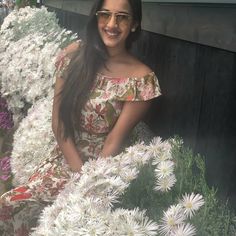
[103,27,121,38]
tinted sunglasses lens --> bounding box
[97,12,111,23]
[116,14,130,25]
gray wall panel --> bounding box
[142,3,236,52]
[45,0,236,52]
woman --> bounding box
[0,0,161,235]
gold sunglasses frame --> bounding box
[95,11,133,25]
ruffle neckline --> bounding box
[94,71,161,102]
[96,71,155,80]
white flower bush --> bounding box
[0,6,77,122]
[31,139,204,236]
[11,94,56,185]
[0,30,76,121]
[31,141,158,236]
[0,6,62,52]
[1,33,55,115]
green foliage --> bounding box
[117,137,236,235]
[16,0,36,7]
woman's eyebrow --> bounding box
[100,8,130,14]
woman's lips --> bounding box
[104,29,120,38]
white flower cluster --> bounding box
[158,193,205,235]
[11,93,57,185]
[31,139,203,236]
[0,30,75,119]
[0,6,77,122]
[0,6,61,51]
[150,137,177,192]
[32,142,162,236]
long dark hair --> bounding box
[58,0,142,140]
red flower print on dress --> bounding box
[29,172,40,182]
[85,114,96,132]
[125,94,135,101]
[140,84,154,100]
[14,186,28,193]
[95,104,108,117]
[102,92,111,99]
[111,77,127,84]
[10,192,32,201]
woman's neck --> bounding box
[107,46,129,60]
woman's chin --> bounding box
[101,36,123,49]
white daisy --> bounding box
[120,167,139,182]
[159,204,186,235]
[171,223,196,236]
[148,137,163,157]
[181,193,205,218]
[152,150,173,165]
[155,160,175,178]
[141,216,159,235]
[154,174,177,192]
[125,208,159,235]
[149,138,173,165]
[124,143,149,167]
[111,208,149,236]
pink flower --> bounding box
[140,84,155,100]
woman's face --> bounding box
[97,0,135,51]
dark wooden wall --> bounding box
[48,7,236,207]
[135,32,236,204]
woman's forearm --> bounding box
[100,132,123,158]
[56,135,83,172]
[52,120,83,172]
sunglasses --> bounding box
[96,11,132,26]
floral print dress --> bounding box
[0,52,161,235]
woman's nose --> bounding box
[106,14,118,28]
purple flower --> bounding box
[0,94,14,132]
[0,156,11,181]
[0,111,13,130]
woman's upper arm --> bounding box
[52,40,81,130]
[52,75,64,133]
[113,101,151,137]
[101,100,151,157]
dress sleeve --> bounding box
[54,40,82,79]
[114,72,161,101]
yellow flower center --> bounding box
[186,202,193,209]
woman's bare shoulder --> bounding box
[128,56,153,77]
[63,40,82,55]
